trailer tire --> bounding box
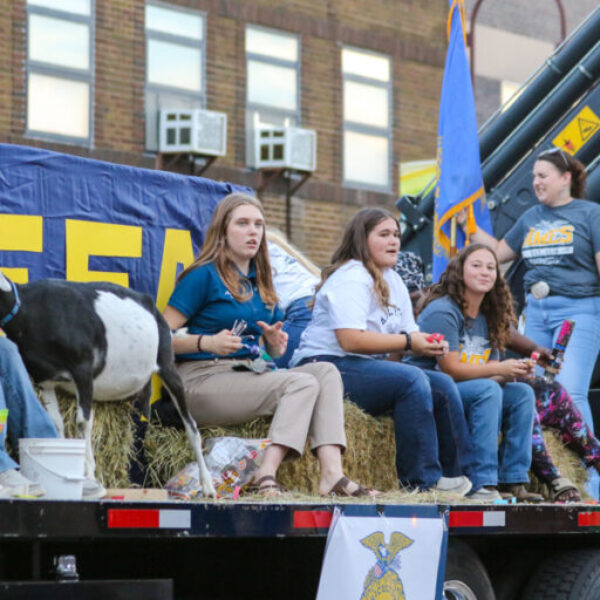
[444,540,495,600]
[521,549,600,600]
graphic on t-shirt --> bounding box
[459,335,492,364]
[522,219,574,265]
[380,305,402,332]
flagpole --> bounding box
[449,215,458,257]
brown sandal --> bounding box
[550,477,581,503]
[326,476,377,498]
[248,475,287,497]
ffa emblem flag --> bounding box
[317,505,448,600]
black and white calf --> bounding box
[0,272,216,498]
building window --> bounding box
[342,47,392,191]
[145,2,205,150]
[245,25,300,159]
[26,0,94,144]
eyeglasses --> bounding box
[538,147,570,170]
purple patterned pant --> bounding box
[525,375,600,484]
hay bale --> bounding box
[144,401,398,493]
[529,427,590,499]
[46,390,590,501]
[56,394,136,488]
[143,403,590,500]
[277,402,397,495]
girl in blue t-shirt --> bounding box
[162,193,376,498]
[416,244,543,502]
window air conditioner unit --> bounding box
[252,127,317,172]
[158,108,227,156]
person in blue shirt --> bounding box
[0,337,58,498]
[163,193,376,497]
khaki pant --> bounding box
[177,360,347,458]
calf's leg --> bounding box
[72,370,106,499]
[39,386,65,438]
[159,362,217,497]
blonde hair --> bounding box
[265,228,321,277]
[179,193,278,307]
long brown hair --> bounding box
[316,207,399,308]
[418,244,516,350]
[178,193,278,307]
[536,148,587,198]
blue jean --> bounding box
[274,296,313,369]
[457,379,535,485]
[524,294,600,498]
[423,369,474,483]
[0,338,58,472]
[300,355,473,489]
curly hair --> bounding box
[418,244,516,350]
[316,207,399,308]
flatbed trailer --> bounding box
[2,499,600,599]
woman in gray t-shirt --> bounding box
[410,244,542,502]
[464,149,600,499]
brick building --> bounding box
[0,0,451,265]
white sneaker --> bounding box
[467,487,502,501]
[0,469,45,498]
[82,478,106,500]
[434,475,472,497]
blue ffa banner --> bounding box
[432,0,492,282]
[0,143,250,309]
[317,505,448,600]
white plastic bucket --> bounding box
[19,438,86,500]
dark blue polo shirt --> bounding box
[168,261,283,361]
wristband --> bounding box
[401,331,411,351]
[197,334,204,352]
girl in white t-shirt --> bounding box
[291,207,476,494]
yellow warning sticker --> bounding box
[552,105,600,155]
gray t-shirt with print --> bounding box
[405,295,499,370]
[503,199,600,297]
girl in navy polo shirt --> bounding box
[163,193,375,497]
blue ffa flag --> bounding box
[432,0,493,282]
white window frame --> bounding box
[26,0,95,146]
[145,1,206,151]
[245,24,301,137]
[342,46,393,193]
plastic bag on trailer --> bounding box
[164,437,271,500]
